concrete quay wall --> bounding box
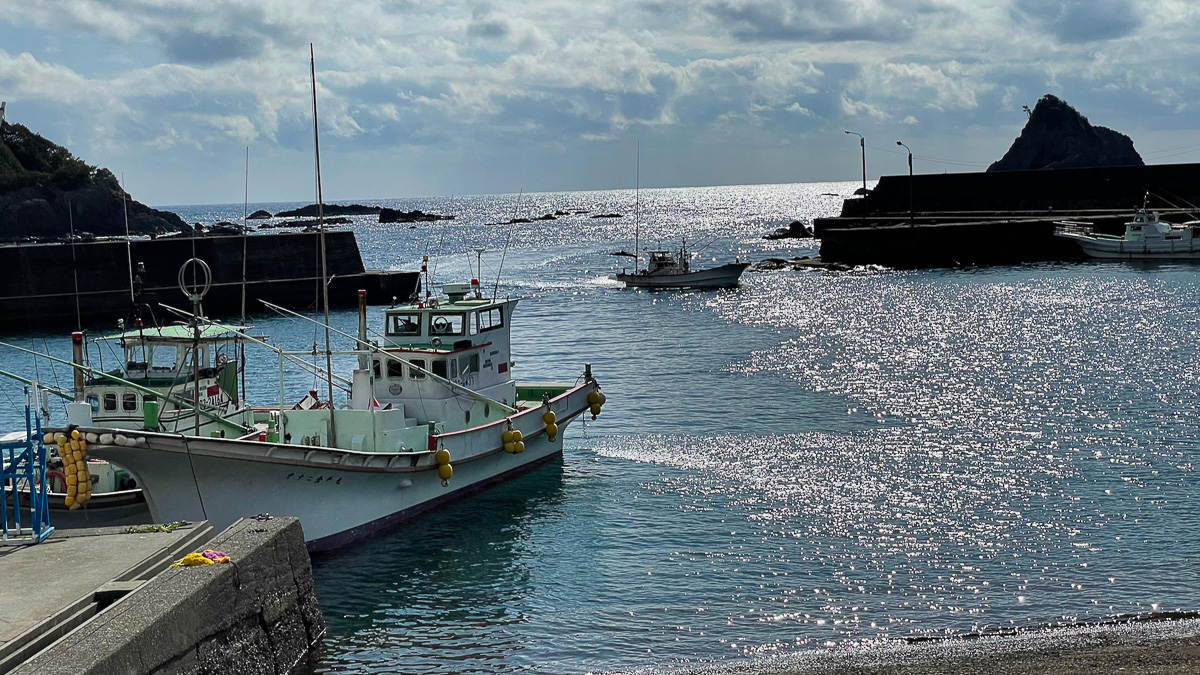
[11,517,324,675]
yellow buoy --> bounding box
[70,429,81,440]
[598,392,607,406]
[76,460,86,473]
[590,403,602,416]
[504,442,517,454]
[437,463,453,481]
[513,429,523,442]
[435,448,451,465]
[543,410,556,424]
[546,423,558,438]
[66,473,77,486]
[514,441,525,454]
[42,433,53,444]
[587,391,600,405]
[64,495,74,507]
[502,430,515,443]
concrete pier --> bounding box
[0,517,322,675]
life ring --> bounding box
[45,469,68,494]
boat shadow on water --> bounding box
[307,457,567,631]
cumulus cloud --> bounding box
[0,0,1197,201]
[1011,0,1142,43]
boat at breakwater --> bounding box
[813,162,1200,267]
[0,230,418,331]
[1054,209,1200,259]
[77,279,606,551]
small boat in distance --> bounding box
[615,247,749,288]
[1054,209,1200,259]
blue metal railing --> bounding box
[1,387,53,544]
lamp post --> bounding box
[896,141,913,225]
[844,130,866,194]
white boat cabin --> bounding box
[644,248,690,276]
[86,325,246,434]
[374,281,516,409]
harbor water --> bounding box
[1,182,1197,673]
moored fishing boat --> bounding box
[79,280,606,551]
[1054,209,1200,259]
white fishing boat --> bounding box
[615,247,749,289]
[77,280,605,550]
[1054,210,1200,259]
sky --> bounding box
[1,0,1199,206]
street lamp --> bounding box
[896,140,913,225]
[844,130,866,194]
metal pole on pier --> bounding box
[845,131,866,193]
[897,141,914,226]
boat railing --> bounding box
[1054,221,1094,235]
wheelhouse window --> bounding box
[387,313,422,336]
[461,353,479,376]
[409,358,426,380]
[103,393,117,411]
[122,393,138,411]
[432,360,448,378]
[477,307,504,332]
[430,313,465,336]
[372,359,382,380]
[386,360,404,379]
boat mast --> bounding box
[122,173,134,303]
[311,44,336,444]
[634,141,640,274]
[239,146,249,404]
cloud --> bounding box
[704,0,952,43]
[1011,0,1142,43]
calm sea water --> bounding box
[2,182,1197,673]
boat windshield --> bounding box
[387,313,421,336]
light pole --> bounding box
[896,141,913,225]
[844,130,866,194]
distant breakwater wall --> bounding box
[815,162,1200,267]
[0,230,419,331]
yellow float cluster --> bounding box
[48,429,92,509]
[587,390,607,419]
[435,447,453,485]
[543,410,558,440]
[502,428,524,454]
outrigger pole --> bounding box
[310,44,337,444]
[259,299,517,414]
[0,341,252,435]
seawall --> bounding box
[0,230,418,330]
[814,162,1200,267]
[6,516,323,675]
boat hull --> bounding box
[1055,233,1200,259]
[83,380,600,551]
[617,262,749,288]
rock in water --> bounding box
[988,95,1143,172]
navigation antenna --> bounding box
[310,44,336,443]
[634,141,640,274]
[178,257,211,520]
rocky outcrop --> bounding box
[988,95,1143,172]
[273,203,381,218]
[377,208,454,223]
[763,220,813,240]
[0,121,188,240]
[246,209,273,219]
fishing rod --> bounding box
[0,340,252,435]
[258,299,517,414]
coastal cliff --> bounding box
[0,120,187,240]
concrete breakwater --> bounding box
[814,162,1200,267]
[0,230,419,331]
[2,517,323,675]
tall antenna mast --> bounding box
[311,44,335,443]
[634,141,640,274]
[122,173,133,303]
[239,146,249,404]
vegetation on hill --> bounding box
[0,120,187,240]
